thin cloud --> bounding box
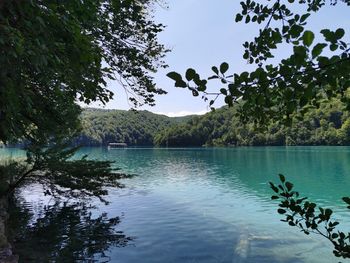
[154,110,208,117]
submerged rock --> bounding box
[234,232,280,262]
[235,235,250,259]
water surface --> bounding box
[2,146,350,262]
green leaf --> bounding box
[311,43,327,59]
[269,182,279,193]
[300,13,310,23]
[167,71,188,88]
[335,28,345,40]
[197,85,206,92]
[330,43,338,51]
[290,24,304,38]
[185,68,196,81]
[329,221,339,227]
[320,29,331,40]
[296,197,308,204]
[342,197,350,205]
[220,88,227,95]
[243,52,249,60]
[302,31,315,47]
[285,181,293,191]
[279,174,286,183]
[331,233,339,239]
[224,95,233,106]
[293,45,307,65]
[167,71,182,82]
[325,208,333,219]
[212,66,219,75]
[175,80,187,88]
[220,62,229,74]
[235,14,243,22]
[278,209,286,214]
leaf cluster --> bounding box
[0,0,168,143]
[167,0,350,127]
[24,142,134,204]
[271,174,350,258]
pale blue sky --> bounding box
[93,1,349,116]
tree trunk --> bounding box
[0,196,18,263]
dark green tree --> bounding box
[0,0,168,196]
[77,108,189,146]
[154,96,350,147]
[0,0,168,143]
[0,1,167,261]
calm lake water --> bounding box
[3,146,350,262]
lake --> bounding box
[3,146,350,263]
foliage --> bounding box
[270,174,350,259]
[0,159,28,197]
[0,1,167,261]
[69,96,350,148]
[2,143,135,262]
[77,108,190,146]
[154,96,350,147]
[0,0,168,143]
[0,0,168,202]
[1,141,134,204]
[167,0,350,126]
[154,108,234,147]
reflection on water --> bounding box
[8,189,133,263]
[3,147,350,262]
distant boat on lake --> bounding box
[108,142,128,149]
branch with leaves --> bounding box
[167,0,350,126]
[1,141,134,204]
[0,0,169,144]
[270,174,350,258]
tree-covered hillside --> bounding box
[77,97,350,148]
[154,97,350,147]
[76,109,190,146]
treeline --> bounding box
[75,109,189,146]
[154,98,350,147]
[76,98,350,147]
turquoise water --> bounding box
[3,147,350,262]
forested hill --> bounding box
[75,108,191,146]
[76,98,350,147]
[154,98,350,147]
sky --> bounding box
[90,0,349,117]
